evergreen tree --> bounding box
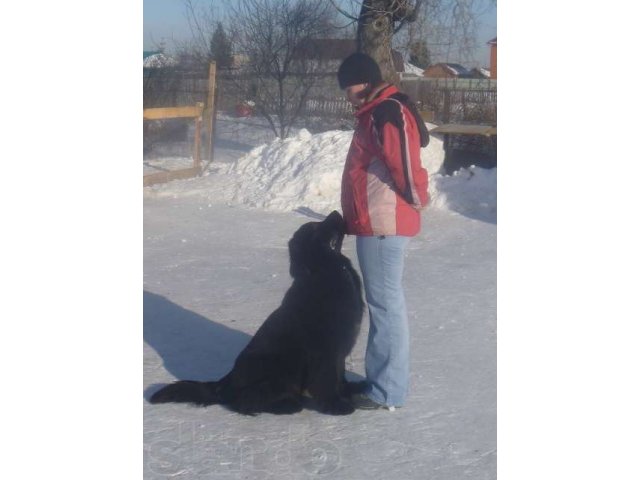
[208,22,233,68]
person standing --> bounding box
[337,53,430,410]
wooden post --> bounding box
[443,90,451,124]
[194,102,204,171]
[204,62,217,162]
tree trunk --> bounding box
[356,0,400,85]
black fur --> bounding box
[149,211,365,415]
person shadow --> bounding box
[143,291,252,400]
[143,290,367,406]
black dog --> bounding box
[149,211,365,415]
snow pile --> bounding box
[145,120,496,220]
[143,53,178,68]
[219,124,496,219]
[221,126,447,213]
[225,129,349,212]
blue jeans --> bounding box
[356,235,411,407]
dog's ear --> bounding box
[324,210,345,234]
[325,210,342,223]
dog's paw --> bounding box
[323,398,355,416]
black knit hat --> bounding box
[337,53,383,89]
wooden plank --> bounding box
[143,166,201,187]
[204,62,217,162]
[194,113,202,170]
[143,105,204,120]
[431,124,497,136]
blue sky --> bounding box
[143,0,189,49]
[144,0,496,67]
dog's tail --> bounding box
[149,379,227,406]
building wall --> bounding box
[490,43,497,79]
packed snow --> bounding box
[144,113,496,479]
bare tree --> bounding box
[226,0,338,139]
[329,0,422,84]
[176,0,338,138]
[398,0,486,67]
[330,0,493,79]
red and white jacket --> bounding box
[341,84,429,237]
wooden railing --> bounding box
[143,102,204,187]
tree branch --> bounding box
[328,0,360,20]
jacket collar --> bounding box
[355,83,398,117]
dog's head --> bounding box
[288,210,346,279]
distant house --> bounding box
[488,38,497,79]
[470,67,491,79]
[230,54,249,69]
[294,38,405,74]
[422,63,473,79]
[402,62,424,77]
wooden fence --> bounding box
[294,79,496,124]
[401,76,497,91]
[143,67,210,108]
[143,66,496,134]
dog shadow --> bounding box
[143,291,252,400]
[143,290,366,405]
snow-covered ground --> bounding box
[144,114,496,479]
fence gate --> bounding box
[143,62,217,187]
